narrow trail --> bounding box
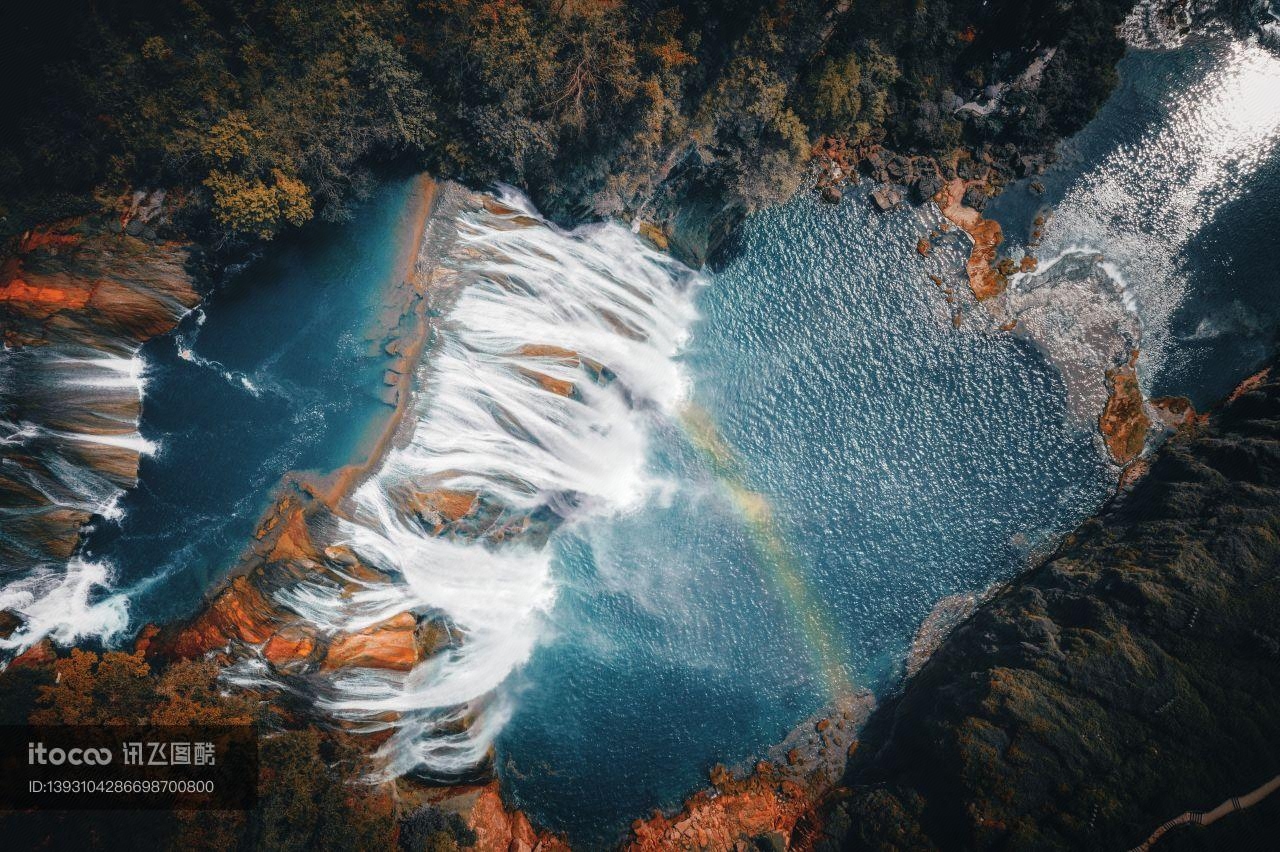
[1128,773,1280,851]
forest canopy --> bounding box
[0,0,1135,252]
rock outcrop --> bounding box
[813,363,1280,850]
[933,177,1005,301]
[398,780,571,852]
[1099,349,1152,466]
[465,782,571,852]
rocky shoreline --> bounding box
[623,696,872,852]
[150,174,442,669]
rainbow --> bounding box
[680,403,854,699]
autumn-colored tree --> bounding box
[152,659,256,725]
[201,112,260,167]
[203,169,313,239]
[30,649,154,725]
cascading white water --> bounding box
[0,344,161,654]
[0,557,130,650]
[278,189,703,777]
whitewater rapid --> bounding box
[1,344,168,655]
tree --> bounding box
[202,169,313,239]
[702,56,811,210]
[398,805,477,852]
[810,53,862,130]
[30,649,154,725]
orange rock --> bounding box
[263,627,317,666]
[916,238,932,257]
[622,765,810,851]
[965,220,1005,300]
[158,573,285,661]
[780,780,806,800]
[0,277,93,311]
[637,221,670,251]
[263,499,321,564]
[9,639,55,669]
[481,198,519,216]
[1227,366,1272,404]
[518,367,576,397]
[709,763,733,789]
[467,782,570,852]
[18,228,82,253]
[516,344,581,364]
[1118,456,1152,491]
[935,177,1006,300]
[1150,396,1201,432]
[410,489,478,523]
[134,624,160,656]
[1099,351,1151,466]
[323,612,418,671]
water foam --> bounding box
[2,322,183,659]
[175,320,262,396]
[0,557,130,654]
[292,188,702,777]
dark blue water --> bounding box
[497,188,1113,847]
[81,178,420,625]
[1162,151,1280,403]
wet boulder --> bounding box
[962,184,989,210]
[912,173,943,205]
[870,186,902,212]
[0,610,23,640]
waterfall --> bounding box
[279,188,703,777]
[0,220,197,656]
[1,344,169,654]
